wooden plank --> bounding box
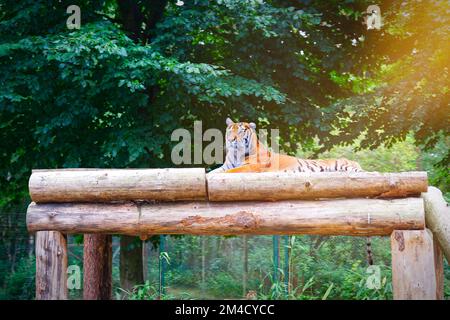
[391,229,438,300]
[35,231,68,300]
[27,197,424,236]
[208,171,428,201]
[29,168,207,203]
[433,239,444,300]
[83,234,112,300]
[421,186,450,262]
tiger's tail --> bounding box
[366,236,374,266]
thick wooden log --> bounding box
[421,186,450,263]
[83,234,112,300]
[433,239,444,300]
[27,198,424,236]
[35,231,68,300]
[29,168,206,203]
[391,230,439,300]
[207,171,428,201]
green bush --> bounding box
[1,256,35,300]
[206,272,241,298]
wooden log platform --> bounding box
[27,197,425,236]
[27,168,446,301]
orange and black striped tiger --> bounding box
[208,118,373,266]
[208,118,363,174]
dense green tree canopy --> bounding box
[328,1,449,153]
[0,0,448,208]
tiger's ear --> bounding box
[226,117,234,126]
[249,122,256,130]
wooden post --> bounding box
[433,240,444,300]
[35,231,68,300]
[391,229,440,300]
[83,234,112,300]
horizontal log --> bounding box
[422,186,450,263]
[207,171,428,201]
[27,198,425,236]
[29,168,206,203]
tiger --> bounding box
[208,118,363,174]
[208,118,373,266]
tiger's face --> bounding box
[225,118,257,166]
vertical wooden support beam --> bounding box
[391,229,438,300]
[35,231,68,300]
[83,234,112,300]
[433,240,444,300]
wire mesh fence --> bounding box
[138,235,395,300]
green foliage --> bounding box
[339,262,392,300]
[118,280,176,300]
[421,137,450,200]
[0,256,35,300]
[324,1,449,180]
[1,1,447,208]
[319,135,419,172]
[206,272,241,298]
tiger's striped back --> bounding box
[295,158,363,173]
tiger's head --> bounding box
[224,118,257,167]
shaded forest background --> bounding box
[0,0,448,299]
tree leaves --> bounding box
[0,0,448,208]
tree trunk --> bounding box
[83,234,112,300]
[120,235,144,295]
